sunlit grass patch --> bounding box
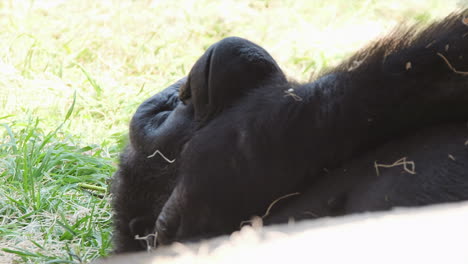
[0,109,114,263]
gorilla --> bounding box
[111,10,468,253]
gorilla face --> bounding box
[112,11,468,252]
[111,78,194,252]
[112,37,289,252]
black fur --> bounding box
[112,11,468,252]
[264,123,468,224]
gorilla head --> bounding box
[112,10,468,253]
[112,37,289,251]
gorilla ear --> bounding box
[184,37,286,121]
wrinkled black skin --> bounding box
[112,11,468,253]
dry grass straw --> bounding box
[284,88,303,101]
[374,157,416,176]
[240,192,300,228]
[135,233,158,252]
[147,149,176,163]
[436,52,468,75]
[448,154,456,161]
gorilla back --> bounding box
[112,10,468,252]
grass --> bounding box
[0,0,463,263]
